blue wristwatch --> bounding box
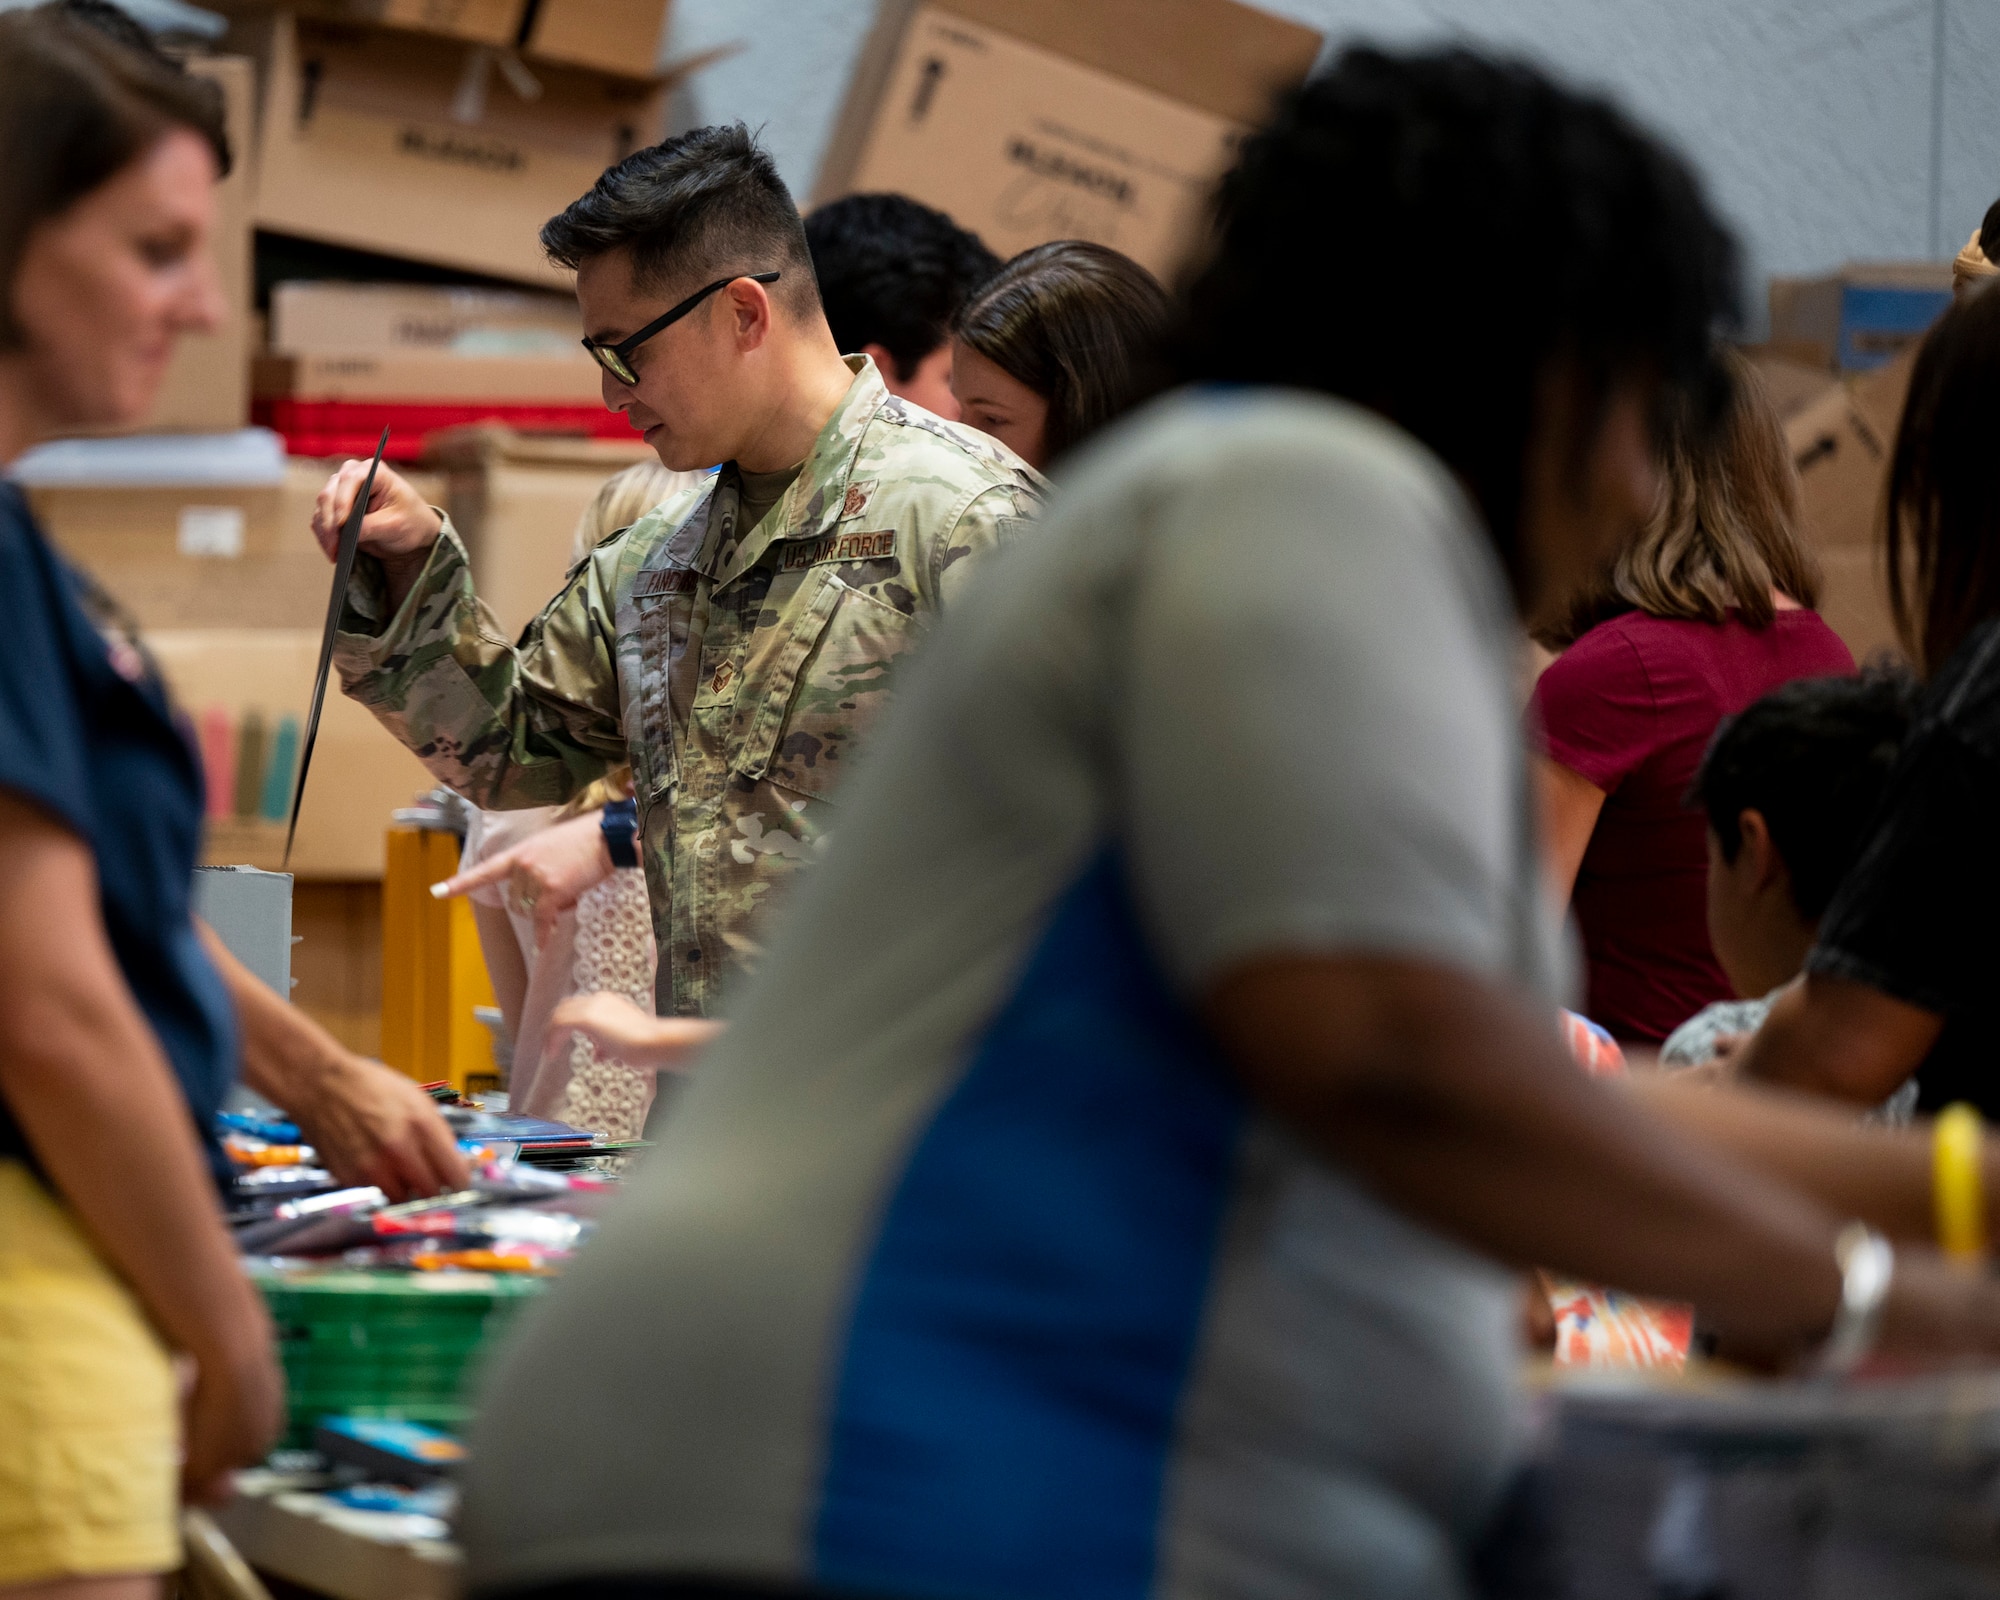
[600,797,639,869]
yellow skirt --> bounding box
[0,1159,181,1584]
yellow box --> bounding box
[380,827,499,1091]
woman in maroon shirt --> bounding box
[1533,350,1853,1044]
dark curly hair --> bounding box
[541,123,819,318]
[1694,668,1920,920]
[1178,47,1739,590]
[805,193,998,379]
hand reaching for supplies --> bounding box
[289,1053,470,1203]
[197,917,468,1203]
[435,810,617,949]
[546,992,723,1074]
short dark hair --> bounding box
[541,123,818,316]
[0,3,230,347]
[1694,669,1919,920]
[1886,282,2000,677]
[1178,47,1738,592]
[954,240,1172,460]
[805,193,998,379]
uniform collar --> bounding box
[701,354,887,590]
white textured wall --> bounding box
[663,0,2000,329]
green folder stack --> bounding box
[254,1267,547,1446]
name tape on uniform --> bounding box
[633,568,700,597]
[780,530,897,572]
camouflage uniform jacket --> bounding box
[334,358,1046,1015]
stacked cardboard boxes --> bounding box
[814,0,1323,281]
[255,280,629,459]
[25,0,685,879]
[240,6,675,284]
[1768,264,1953,374]
[17,432,443,877]
[16,2,672,1055]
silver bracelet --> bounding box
[1816,1221,1894,1377]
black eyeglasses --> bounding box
[581,271,783,384]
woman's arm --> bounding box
[0,794,280,1502]
[1536,755,1606,905]
[1733,972,1943,1105]
[1207,953,2000,1363]
[198,922,467,1201]
[545,991,722,1073]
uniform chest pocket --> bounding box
[730,568,923,801]
[631,587,698,800]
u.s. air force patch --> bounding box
[781,529,897,571]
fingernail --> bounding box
[429,881,450,898]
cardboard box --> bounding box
[1786,349,1919,664]
[1787,386,1882,555]
[329,0,525,44]
[270,280,577,355]
[255,350,602,403]
[524,0,671,77]
[814,0,1322,281]
[1741,344,1840,422]
[1815,545,1901,667]
[148,629,439,879]
[27,456,444,631]
[427,425,657,636]
[123,56,255,433]
[251,13,670,286]
[1785,350,1915,556]
[1770,264,1952,373]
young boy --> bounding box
[1661,669,1918,1071]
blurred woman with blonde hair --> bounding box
[1533,346,1854,1044]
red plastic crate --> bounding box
[255,398,642,462]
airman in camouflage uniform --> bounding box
[334,356,1045,1015]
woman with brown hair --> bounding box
[1532,347,1853,1044]
[0,9,281,1594]
[1737,281,2000,1116]
[947,239,1170,470]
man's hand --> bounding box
[545,991,722,1073]
[290,1053,470,1202]
[436,811,616,949]
[311,458,443,563]
[311,458,444,618]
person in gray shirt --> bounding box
[460,47,2000,1600]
